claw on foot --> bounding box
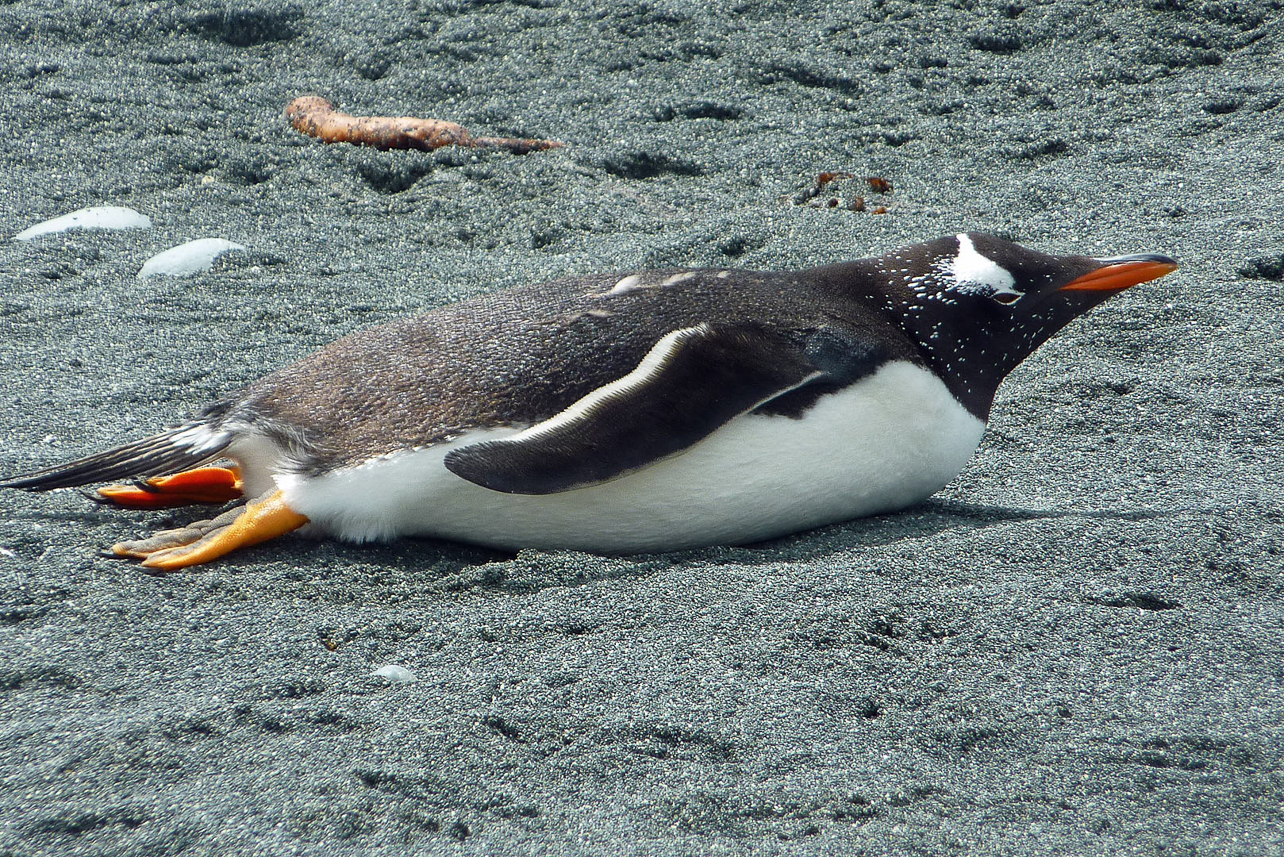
[97,466,244,509]
[111,489,308,571]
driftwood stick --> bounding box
[283,96,563,155]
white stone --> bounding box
[14,206,152,241]
[370,665,417,683]
[137,238,247,279]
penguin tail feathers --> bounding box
[1,422,235,492]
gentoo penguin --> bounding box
[2,234,1176,570]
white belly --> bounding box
[271,362,986,552]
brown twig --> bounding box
[283,96,564,155]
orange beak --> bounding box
[1060,254,1178,292]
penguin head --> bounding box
[886,232,1176,313]
[872,232,1178,417]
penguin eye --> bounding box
[992,292,1022,306]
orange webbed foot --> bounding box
[111,489,308,571]
[96,466,244,509]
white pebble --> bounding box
[370,665,416,683]
[136,238,247,280]
[14,206,152,241]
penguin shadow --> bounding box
[328,536,508,573]
[351,499,1172,598]
[2,497,654,594]
[444,541,681,594]
[243,498,1168,593]
[0,494,1160,591]
[713,498,1168,566]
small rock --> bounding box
[370,665,416,683]
[137,238,248,279]
[1236,253,1284,281]
[14,206,151,241]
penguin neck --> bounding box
[894,300,1011,423]
[878,287,1111,423]
[809,260,1010,421]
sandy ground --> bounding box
[1,1,1282,854]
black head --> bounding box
[864,233,1178,419]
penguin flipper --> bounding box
[444,323,882,494]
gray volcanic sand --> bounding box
[1,1,1282,854]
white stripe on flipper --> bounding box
[509,324,713,444]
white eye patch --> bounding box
[945,234,1023,303]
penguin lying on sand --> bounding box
[2,233,1177,570]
